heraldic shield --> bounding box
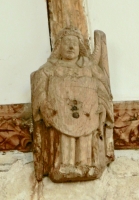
[31,28,114,183]
[40,76,99,137]
[32,71,113,182]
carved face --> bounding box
[60,35,79,60]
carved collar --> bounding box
[48,56,90,68]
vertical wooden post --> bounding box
[46,0,90,50]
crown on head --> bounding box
[55,26,84,43]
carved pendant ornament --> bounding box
[31,27,114,182]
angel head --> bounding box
[49,26,89,60]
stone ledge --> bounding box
[0,155,139,200]
[0,151,33,172]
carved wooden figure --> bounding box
[31,27,114,182]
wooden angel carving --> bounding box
[31,27,114,182]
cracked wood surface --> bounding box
[47,0,90,50]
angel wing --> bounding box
[91,30,112,98]
[89,30,113,124]
[91,30,114,161]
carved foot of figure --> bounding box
[87,167,95,176]
[49,165,83,182]
[49,164,104,182]
[59,164,84,176]
[76,165,90,176]
[87,166,102,179]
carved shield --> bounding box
[41,76,99,137]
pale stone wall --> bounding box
[0,151,139,200]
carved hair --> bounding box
[55,26,84,41]
[49,27,89,59]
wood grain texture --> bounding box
[31,27,114,182]
[47,0,90,50]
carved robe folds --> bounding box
[31,28,114,182]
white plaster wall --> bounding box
[1,0,139,103]
[86,0,139,101]
[0,0,51,104]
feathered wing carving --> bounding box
[92,30,112,97]
[91,30,114,162]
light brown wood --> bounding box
[47,0,90,50]
[31,27,114,182]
